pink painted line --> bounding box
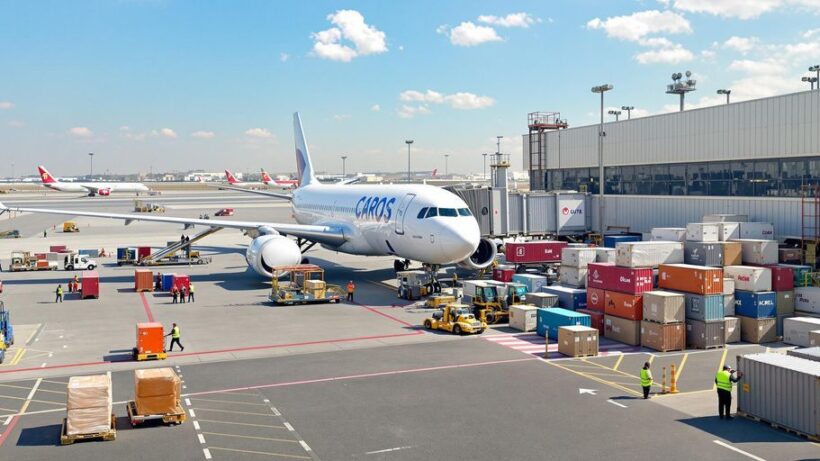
[0,416,19,448]
[139,292,155,323]
[184,357,536,397]
[354,302,415,327]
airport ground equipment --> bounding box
[134,200,165,213]
[136,226,222,267]
[0,302,13,364]
[64,254,97,271]
[469,284,509,325]
[133,322,167,361]
[126,400,186,426]
[270,265,342,305]
[0,230,20,239]
[423,303,486,335]
[63,221,80,233]
[60,414,117,445]
[397,270,440,300]
[425,294,458,309]
[214,208,234,216]
[10,251,58,271]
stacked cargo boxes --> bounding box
[768,265,795,336]
[778,264,813,287]
[641,291,685,352]
[778,247,802,264]
[588,261,656,346]
[559,247,597,288]
[504,241,566,266]
[658,264,725,349]
[795,286,820,316]
[65,374,113,437]
[724,265,777,344]
[536,308,591,339]
[512,274,547,294]
[540,285,586,310]
[723,278,736,317]
[492,266,515,283]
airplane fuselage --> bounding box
[43,182,150,194]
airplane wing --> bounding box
[210,183,293,200]
[0,201,345,246]
[338,177,361,185]
[80,184,103,194]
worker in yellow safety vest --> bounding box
[346,281,355,302]
[188,283,195,303]
[715,365,742,419]
[55,284,63,303]
[165,323,184,352]
[640,362,653,399]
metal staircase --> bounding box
[142,226,223,263]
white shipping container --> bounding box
[723,266,772,292]
[595,247,616,263]
[509,304,539,332]
[723,278,735,296]
[703,214,748,223]
[615,242,684,268]
[795,287,820,314]
[739,222,775,240]
[561,248,597,268]
[718,222,740,241]
[558,266,587,288]
[783,317,820,347]
[651,227,686,242]
[724,294,735,316]
[686,223,720,242]
[734,239,778,265]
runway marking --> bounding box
[183,357,535,397]
[299,441,311,452]
[0,395,64,405]
[578,358,664,388]
[193,421,200,430]
[185,398,192,406]
[189,397,268,406]
[366,446,412,455]
[208,446,311,459]
[198,433,206,444]
[140,292,155,322]
[713,440,766,461]
[3,416,12,425]
[352,302,415,328]
[676,353,689,381]
[203,448,212,459]
[24,324,44,345]
[39,379,68,385]
[0,407,17,413]
[0,416,18,448]
[189,409,196,418]
[197,419,286,429]
[613,354,625,371]
[284,422,294,431]
[202,432,299,443]
[545,360,642,397]
[192,407,278,417]
[607,399,628,408]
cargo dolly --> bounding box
[270,265,342,305]
[126,400,186,426]
[60,414,117,445]
[133,349,168,361]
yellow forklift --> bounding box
[270,265,342,305]
[423,304,486,335]
[63,221,80,233]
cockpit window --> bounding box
[417,207,428,219]
[425,207,438,218]
[438,208,458,217]
[458,208,472,217]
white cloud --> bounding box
[701,49,717,60]
[311,10,387,62]
[191,130,215,139]
[804,28,820,38]
[68,127,93,138]
[280,52,290,62]
[333,114,351,121]
[635,43,694,64]
[478,12,537,28]
[119,125,130,131]
[448,22,503,46]
[0,101,14,110]
[159,128,177,138]
[399,89,495,111]
[245,128,273,138]
[672,0,820,19]
[586,10,691,42]
[728,59,783,74]
[370,104,381,111]
[400,90,444,103]
[397,104,431,119]
[7,121,24,128]
[723,36,759,54]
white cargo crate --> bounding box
[594,247,616,263]
[734,239,778,265]
[558,266,587,288]
[615,242,684,268]
[509,304,539,332]
[651,228,686,242]
[561,248,597,268]
[795,287,820,314]
[723,266,772,292]
[703,214,748,223]
[739,222,775,240]
[783,317,820,347]
[686,223,719,242]
[723,278,735,296]
[718,222,740,241]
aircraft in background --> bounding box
[224,169,298,190]
[37,166,150,196]
[2,114,493,278]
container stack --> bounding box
[658,264,725,349]
[65,374,113,438]
[559,247,597,288]
[795,286,820,316]
[768,265,795,336]
[541,284,586,310]
[491,265,515,283]
[641,291,685,352]
[512,273,547,293]
[724,265,777,344]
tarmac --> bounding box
[0,190,817,460]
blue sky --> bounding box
[1,0,818,176]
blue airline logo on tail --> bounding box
[355,196,396,222]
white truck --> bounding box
[64,254,97,271]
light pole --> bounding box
[802,76,818,90]
[607,109,621,121]
[591,84,613,234]
[341,155,347,176]
[10,162,14,180]
[621,106,634,119]
[666,71,697,111]
[88,152,95,178]
[810,65,820,88]
[405,140,413,181]
[717,89,731,104]
[443,154,449,176]
[482,153,488,181]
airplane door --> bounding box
[394,193,416,235]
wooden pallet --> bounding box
[127,401,186,426]
[737,411,820,442]
[134,351,167,361]
[61,414,116,445]
[691,344,725,350]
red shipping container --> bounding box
[50,245,67,253]
[137,246,152,261]
[134,269,154,292]
[658,264,723,295]
[766,265,794,291]
[587,263,654,295]
[604,290,643,321]
[136,322,165,355]
[81,270,100,299]
[504,241,567,264]
[34,253,46,260]
[492,267,515,283]
[172,274,190,292]
[586,287,606,312]
[576,308,604,334]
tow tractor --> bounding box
[423,303,486,335]
[270,265,342,305]
[397,270,441,300]
[0,302,14,364]
[63,221,80,233]
[470,284,508,325]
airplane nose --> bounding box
[439,221,480,263]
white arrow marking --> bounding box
[579,388,597,395]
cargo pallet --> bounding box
[642,346,685,353]
[737,411,820,442]
[60,414,116,445]
[126,401,186,426]
[133,348,167,361]
[690,344,725,350]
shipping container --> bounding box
[511,274,547,293]
[603,234,641,248]
[794,287,820,314]
[536,308,591,339]
[604,290,643,321]
[734,290,777,318]
[509,305,539,332]
[812,330,820,347]
[686,320,725,349]
[776,313,793,337]
[81,270,100,299]
[586,263,654,295]
[775,290,795,315]
[137,246,152,261]
[778,248,802,264]
[161,273,174,291]
[738,222,775,240]
[658,264,723,295]
[586,288,605,312]
[561,247,597,268]
[603,315,640,345]
[787,347,820,362]
[558,266,586,288]
[505,241,567,264]
[525,292,559,308]
[576,309,604,334]
[684,293,725,323]
[117,247,137,261]
[719,242,742,266]
[134,269,154,292]
[767,265,794,291]
[735,239,778,265]
[739,316,777,343]
[722,278,735,296]
[778,264,813,287]
[683,242,724,267]
[172,274,190,292]
[737,353,820,440]
[642,291,685,324]
[50,245,67,253]
[717,222,740,241]
[686,223,719,242]
[725,316,740,343]
[136,322,165,355]
[595,247,617,263]
[557,325,599,357]
[492,266,515,283]
[640,321,685,352]
[724,294,735,316]
[78,249,100,257]
[540,285,586,310]
[650,228,686,242]
[703,214,748,223]
[615,242,684,268]
[723,266,772,292]
[783,317,820,347]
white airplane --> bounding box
[37,166,150,196]
[224,168,298,190]
[1,114,494,277]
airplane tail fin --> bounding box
[293,112,317,187]
[260,169,273,183]
[225,169,239,184]
[38,165,57,184]
[432,168,437,177]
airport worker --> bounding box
[715,365,743,419]
[68,280,74,293]
[188,283,195,303]
[640,362,653,399]
[155,274,161,291]
[43,229,47,238]
[346,280,355,302]
[180,285,187,303]
[73,274,79,288]
[171,286,178,304]
[165,323,184,352]
[55,284,63,303]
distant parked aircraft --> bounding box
[37,166,149,196]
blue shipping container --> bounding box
[603,234,641,248]
[734,290,777,318]
[541,285,587,310]
[512,274,547,293]
[537,308,591,339]
[684,293,724,322]
[161,273,175,291]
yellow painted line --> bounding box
[714,348,729,391]
[221,391,262,397]
[546,360,642,397]
[675,353,689,381]
[208,446,311,459]
[0,349,21,367]
[201,431,299,443]
[581,358,643,380]
[197,418,285,429]
[11,348,26,366]
[24,328,38,345]
[191,407,277,417]
[613,354,625,371]
[18,378,42,415]
[189,397,268,406]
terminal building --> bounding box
[524,90,820,236]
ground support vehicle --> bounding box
[126,400,186,426]
[424,295,457,309]
[0,302,13,364]
[0,230,20,239]
[423,304,486,335]
[138,251,211,267]
[397,270,440,300]
[270,265,342,305]
[10,251,58,271]
[64,254,97,271]
[63,221,80,232]
[134,200,165,213]
[214,208,234,216]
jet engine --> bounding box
[456,237,497,270]
[245,234,302,277]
